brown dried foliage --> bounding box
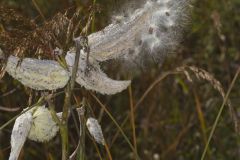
[0,6,85,60]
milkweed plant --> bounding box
[5,0,236,159]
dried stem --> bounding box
[200,67,240,160]
[91,93,140,160]
[32,0,46,21]
[61,37,82,160]
[0,97,44,131]
[76,101,86,160]
[111,65,240,148]
[111,70,179,146]
[128,85,138,157]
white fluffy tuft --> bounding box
[88,0,191,68]
[28,106,59,142]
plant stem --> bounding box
[47,98,69,160]
[91,93,141,160]
[91,0,97,32]
[60,125,69,160]
[104,143,113,160]
[61,38,82,160]
[77,100,86,160]
[111,71,179,146]
[0,97,44,131]
[128,85,138,157]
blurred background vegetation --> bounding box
[0,0,240,159]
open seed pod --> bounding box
[27,106,59,142]
[9,106,61,160]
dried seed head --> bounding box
[88,0,191,68]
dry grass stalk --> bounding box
[177,66,240,133]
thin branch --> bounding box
[0,97,44,131]
[0,88,17,98]
[0,106,20,112]
[32,0,46,21]
[91,93,140,160]
[76,103,86,160]
[110,70,180,146]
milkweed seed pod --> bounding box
[65,51,131,95]
[5,55,70,90]
[86,117,105,145]
[0,48,4,59]
[88,0,191,68]
[28,106,59,142]
[9,109,33,160]
[4,0,191,93]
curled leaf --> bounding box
[5,55,70,90]
[9,110,33,160]
[86,117,105,145]
[65,51,131,95]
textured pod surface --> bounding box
[5,55,70,90]
[65,51,131,95]
[88,0,191,66]
[9,110,33,160]
[28,106,59,142]
[0,48,4,59]
[86,117,105,145]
